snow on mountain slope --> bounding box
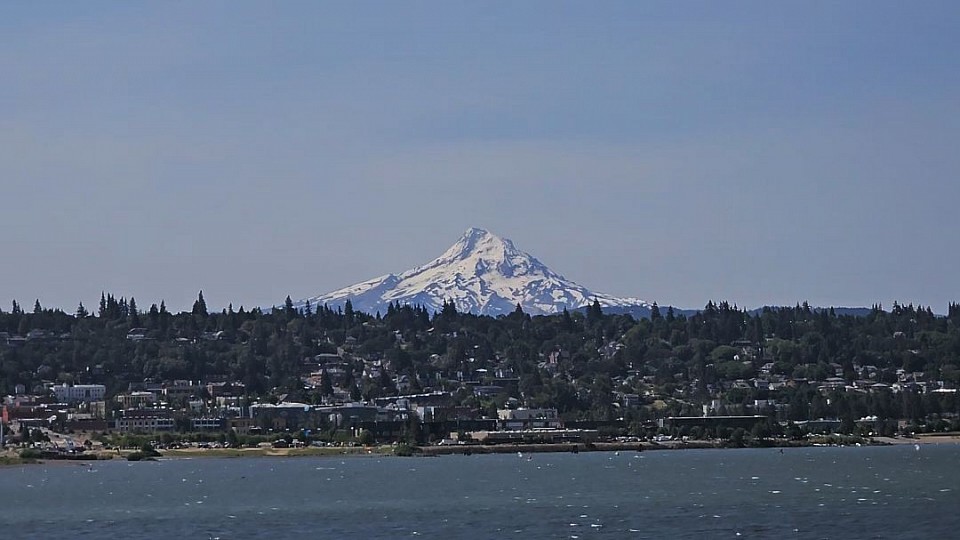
[299,227,649,316]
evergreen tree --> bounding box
[192,291,208,317]
[148,303,160,328]
[587,299,603,324]
[158,300,171,333]
[561,308,573,331]
[320,369,334,397]
[128,297,141,327]
[75,302,89,319]
[440,300,458,319]
[344,300,355,327]
[104,294,120,319]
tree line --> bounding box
[1,294,958,430]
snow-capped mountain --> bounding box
[299,227,650,317]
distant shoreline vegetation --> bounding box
[13,433,941,468]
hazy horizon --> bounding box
[5,225,949,315]
[3,2,958,313]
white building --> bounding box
[53,384,106,403]
[497,408,562,430]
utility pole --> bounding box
[0,405,7,448]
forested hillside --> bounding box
[2,293,959,431]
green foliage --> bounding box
[19,448,43,459]
[0,294,958,430]
[357,429,375,446]
[139,442,162,457]
[393,443,415,456]
[728,427,746,448]
[710,346,740,362]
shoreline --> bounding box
[873,433,960,445]
[4,433,959,466]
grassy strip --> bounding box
[160,445,393,459]
[0,455,38,466]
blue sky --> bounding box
[2,1,959,312]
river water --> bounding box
[1,444,957,539]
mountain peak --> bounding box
[462,226,492,239]
[439,227,516,263]
[301,229,649,316]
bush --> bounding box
[19,448,43,460]
[728,428,746,448]
[139,442,162,457]
[357,429,375,446]
[127,450,159,461]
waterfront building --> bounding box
[497,408,562,430]
[115,409,176,431]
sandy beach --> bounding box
[873,433,960,445]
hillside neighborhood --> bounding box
[2,294,959,455]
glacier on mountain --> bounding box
[299,227,649,317]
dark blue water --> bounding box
[1,445,958,539]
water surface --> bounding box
[2,445,957,539]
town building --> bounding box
[497,408,562,430]
[53,384,106,404]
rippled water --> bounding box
[2,445,958,539]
